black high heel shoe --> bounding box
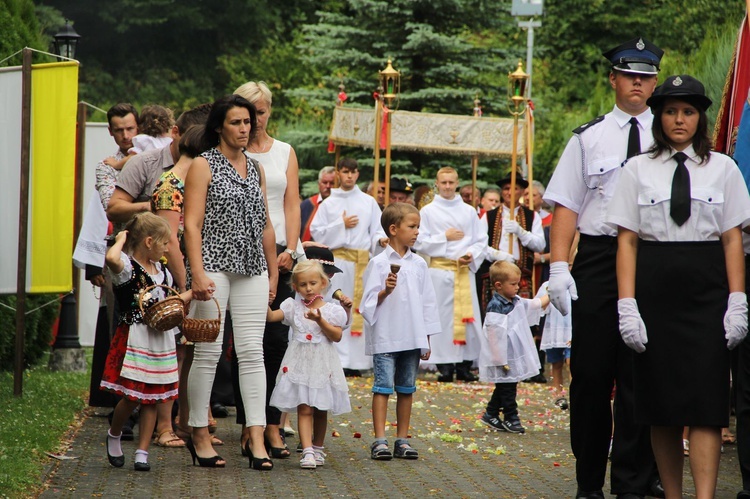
[186,438,226,468]
[264,436,291,459]
[106,433,124,468]
[245,440,273,471]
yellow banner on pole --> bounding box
[29,62,78,292]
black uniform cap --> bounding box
[603,37,664,75]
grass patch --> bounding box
[0,349,91,498]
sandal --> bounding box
[211,435,224,446]
[154,430,185,448]
[370,440,392,461]
[208,419,217,434]
[393,439,419,459]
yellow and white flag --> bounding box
[0,61,78,293]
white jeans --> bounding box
[188,271,268,427]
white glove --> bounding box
[725,292,748,350]
[486,247,515,263]
[618,298,648,353]
[503,220,523,236]
[548,261,578,316]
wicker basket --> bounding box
[139,284,185,332]
[182,297,221,343]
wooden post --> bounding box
[73,102,86,308]
[14,48,33,397]
[383,109,392,207]
[372,98,382,201]
[508,110,520,253]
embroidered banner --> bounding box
[329,106,526,158]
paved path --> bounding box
[40,375,742,498]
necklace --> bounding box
[301,294,324,307]
[249,135,271,154]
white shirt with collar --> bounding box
[607,145,750,241]
[544,105,654,237]
[360,245,441,355]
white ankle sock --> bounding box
[313,445,325,452]
[107,429,123,457]
[134,449,149,464]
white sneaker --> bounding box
[314,449,326,466]
[300,451,316,469]
[284,426,296,436]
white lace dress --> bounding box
[269,299,351,415]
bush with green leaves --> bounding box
[0,294,60,371]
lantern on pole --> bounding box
[379,59,400,206]
[506,60,530,251]
[52,20,81,61]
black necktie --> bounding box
[670,152,691,226]
[627,117,640,159]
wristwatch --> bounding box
[284,248,300,260]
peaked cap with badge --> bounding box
[646,74,712,112]
[602,37,664,76]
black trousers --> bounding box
[234,263,294,426]
[736,255,750,489]
[486,382,518,421]
[569,235,656,494]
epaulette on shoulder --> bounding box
[573,115,605,135]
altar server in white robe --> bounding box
[415,167,488,381]
[310,157,388,372]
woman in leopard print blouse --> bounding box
[183,94,278,469]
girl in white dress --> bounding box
[267,261,351,469]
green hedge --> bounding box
[0,294,60,371]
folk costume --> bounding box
[543,37,663,498]
[414,194,487,366]
[310,185,385,371]
[100,254,179,403]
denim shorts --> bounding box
[545,347,571,364]
[372,349,421,395]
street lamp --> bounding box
[378,60,400,206]
[53,20,81,60]
[506,60,530,251]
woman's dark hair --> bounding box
[648,99,712,163]
[178,125,208,158]
[201,94,257,151]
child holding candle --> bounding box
[360,203,442,460]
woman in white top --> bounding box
[234,81,301,456]
[607,75,750,498]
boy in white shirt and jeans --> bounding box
[360,203,442,460]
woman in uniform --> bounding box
[607,75,750,498]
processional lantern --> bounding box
[507,60,529,108]
[53,20,81,60]
[379,59,400,107]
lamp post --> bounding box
[506,60,530,252]
[52,20,81,61]
[471,95,482,209]
[379,59,399,206]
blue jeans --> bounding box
[372,349,421,395]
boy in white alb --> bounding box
[310,157,388,373]
[414,167,488,382]
[360,203,441,460]
[479,261,548,434]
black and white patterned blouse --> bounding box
[198,147,268,277]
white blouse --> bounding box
[606,145,750,241]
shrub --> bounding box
[0,294,60,371]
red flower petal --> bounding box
[353,432,362,438]
[306,334,312,340]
